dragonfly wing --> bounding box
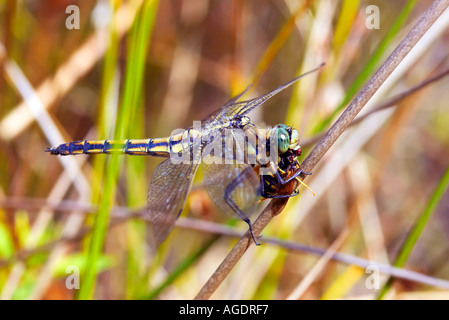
[202,128,261,220]
[147,158,199,245]
[203,161,260,218]
[220,64,325,118]
[207,83,253,122]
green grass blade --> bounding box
[78,0,159,300]
[116,0,159,140]
[78,156,121,300]
[91,0,121,205]
[78,0,122,300]
[122,0,159,299]
[378,163,449,299]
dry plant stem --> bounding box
[194,0,449,300]
[193,198,288,300]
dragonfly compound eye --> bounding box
[277,127,290,154]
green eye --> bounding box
[277,127,290,154]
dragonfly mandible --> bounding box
[47,63,324,245]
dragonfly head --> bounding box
[275,124,301,156]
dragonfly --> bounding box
[46,63,324,246]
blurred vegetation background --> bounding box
[1,0,449,300]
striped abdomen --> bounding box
[46,138,169,157]
[46,129,200,157]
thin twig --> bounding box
[194,0,449,300]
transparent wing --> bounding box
[207,83,253,123]
[202,128,261,220]
[147,158,199,244]
[217,63,324,120]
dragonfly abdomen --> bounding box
[46,138,172,157]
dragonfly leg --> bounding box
[294,161,312,176]
[271,162,310,185]
[224,167,262,246]
[263,190,300,199]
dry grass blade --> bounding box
[3,59,90,194]
[194,0,449,300]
